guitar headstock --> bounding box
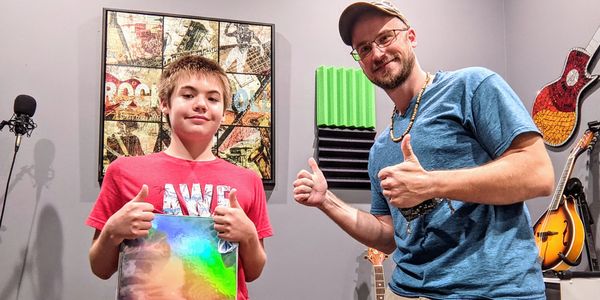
[572,129,599,158]
[364,248,387,266]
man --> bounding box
[293,1,554,299]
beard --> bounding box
[368,51,415,90]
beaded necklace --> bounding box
[389,72,431,143]
[385,72,455,234]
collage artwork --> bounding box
[100,9,274,184]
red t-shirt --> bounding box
[86,152,273,300]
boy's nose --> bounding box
[193,97,207,111]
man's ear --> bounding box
[407,28,418,48]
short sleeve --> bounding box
[247,174,272,239]
[469,73,540,158]
[85,159,127,230]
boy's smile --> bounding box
[187,115,209,122]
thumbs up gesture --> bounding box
[213,189,257,244]
[377,135,434,208]
[227,189,241,209]
[104,184,155,245]
[293,157,328,208]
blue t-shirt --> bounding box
[369,67,545,299]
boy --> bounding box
[87,55,272,300]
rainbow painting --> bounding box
[116,214,237,299]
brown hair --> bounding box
[158,55,232,111]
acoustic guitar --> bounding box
[365,248,388,300]
[533,129,598,271]
[532,26,600,147]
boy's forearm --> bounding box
[89,229,120,280]
[238,235,266,282]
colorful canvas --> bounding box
[531,26,600,148]
[217,126,271,179]
[104,65,162,122]
[102,121,162,173]
[100,9,275,186]
[117,214,238,300]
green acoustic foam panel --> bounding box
[316,66,376,129]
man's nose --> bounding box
[371,45,386,59]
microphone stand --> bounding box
[0,134,21,229]
[0,116,32,229]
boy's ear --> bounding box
[160,101,169,114]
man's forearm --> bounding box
[319,190,396,253]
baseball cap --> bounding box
[338,1,410,46]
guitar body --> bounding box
[533,129,598,271]
[533,195,585,271]
[532,48,599,147]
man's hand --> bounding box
[103,185,155,245]
[378,134,434,208]
[293,158,328,208]
[213,189,257,244]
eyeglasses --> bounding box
[350,28,410,61]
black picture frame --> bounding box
[98,8,275,188]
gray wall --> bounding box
[0,0,599,299]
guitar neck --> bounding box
[585,26,600,56]
[550,154,576,210]
[373,265,385,300]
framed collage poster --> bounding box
[98,8,275,187]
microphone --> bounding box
[0,95,37,230]
[0,95,37,151]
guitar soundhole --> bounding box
[566,69,579,86]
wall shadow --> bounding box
[354,249,371,300]
[0,138,62,299]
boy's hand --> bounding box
[103,185,155,245]
[213,189,257,244]
[293,157,328,208]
